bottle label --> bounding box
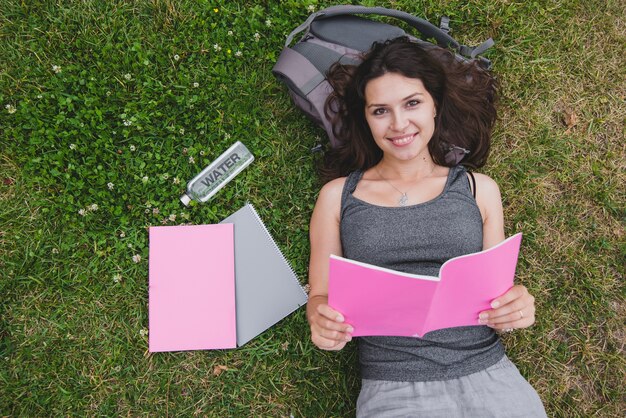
[199,152,244,188]
[182,141,254,204]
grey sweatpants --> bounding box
[357,356,547,418]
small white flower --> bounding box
[132,254,141,263]
[224,133,231,140]
[174,54,180,61]
[52,65,62,73]
[129,145,136,151]
[199,150,205,156]
[78,208,86,216]
[107,182,114,190]
[173,177,180,185]
[188,156,195,164]
[113,274,122,283]
[52,248,59,254]
[5,104,16,114]
[254,32,261,42]
[37,94,43,99]
[119,231,126,238]
[152,207,160,215]
[213,44,222,52]
[90,204,99,211]
[307,5,316,12]
[200,130,205,135]
[227,30,234,36]
[124,73,132,80]
[69,143,77,150]
[123,119,132,126]
[127,243,133,249]
[139,328,148,337]
[235,50,242,57]
[142,176,149,183]
[168,214,177,222]
[144,208,150,214]
[193,82,199,88]
[145,201,152,208]
[106,91,111,96]
[265,19,272,27]
[179,128,185,135]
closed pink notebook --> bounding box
[149,224,236,352]
[328,233,522,337]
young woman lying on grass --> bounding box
[307,37,546,417]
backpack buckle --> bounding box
[439,16,451,34]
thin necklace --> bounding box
[375,167,409,206]
[375,165,436,207]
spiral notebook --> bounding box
[149,204,307,352]
[221,203,308,346]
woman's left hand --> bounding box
[479,285,536,330]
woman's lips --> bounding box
[387,133,416,146]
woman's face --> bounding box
[364,72,436,162]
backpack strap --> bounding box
[439,16,451,34]
[460,38,495,69]
[285,5,493,63]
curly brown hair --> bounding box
[319,37,498,182]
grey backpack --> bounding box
[272,5,494,149]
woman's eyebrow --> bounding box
[366,92,424,108]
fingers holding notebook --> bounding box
[307,295,353,351]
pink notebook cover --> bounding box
[149,224,236,352]
[328,233,522,337]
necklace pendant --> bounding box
[398,193,409,206]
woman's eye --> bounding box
[407,99,420,107]
[372,108,386,116]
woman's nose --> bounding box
[391,111,409,131]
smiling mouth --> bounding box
[387,133,416,146]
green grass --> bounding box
[1,0,624,416]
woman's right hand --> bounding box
[307,295,353,351]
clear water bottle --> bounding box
[180,141,254,206]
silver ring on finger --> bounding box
[519,310,524,320]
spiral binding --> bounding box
[247,203,308,298]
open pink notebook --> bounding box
[148,224,236,352]
[328,233,522,337]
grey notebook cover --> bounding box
[220,203,308,346]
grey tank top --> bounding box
[340,165,504,382]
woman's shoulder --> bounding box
[470,171,501,197]
[467,170,503,220]
[318,169,365,204]
[313,176,349,223]
[319,176,348,199]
